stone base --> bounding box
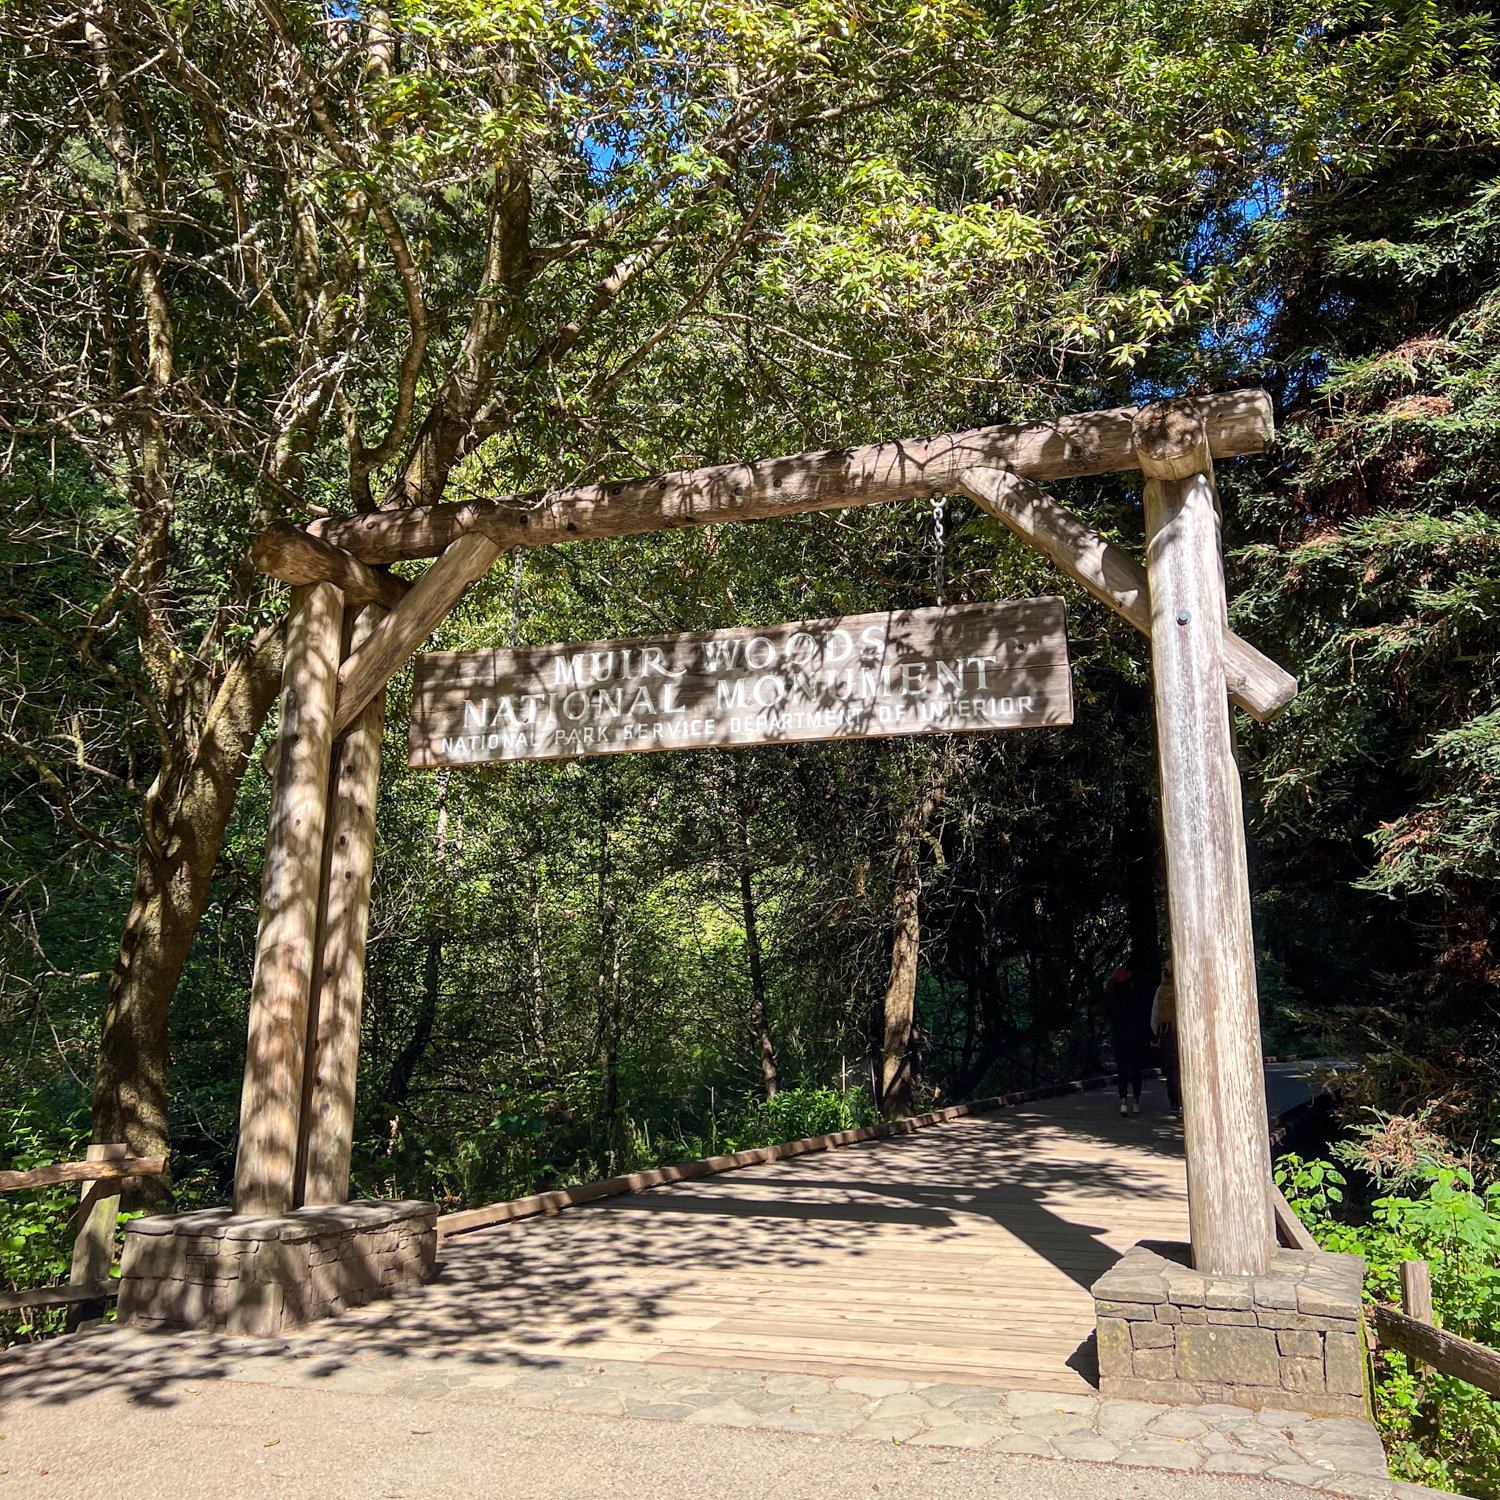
[117,1200,437,1336]
[1092,1241,1371,1418]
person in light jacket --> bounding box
[1151,959,1181,1116]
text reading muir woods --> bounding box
[408,598,1073,767]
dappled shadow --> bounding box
[0,1076,1206,1410]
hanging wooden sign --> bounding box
[408,598,1072,768]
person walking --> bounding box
[1151,958,1181,1115]
[1107,964,1150,1116]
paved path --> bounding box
[0,1324,1400,1494]
[336,1074,1199,1390]
[0,1376,1395,1500]
[6,1064,1418,1500]
[314,1065,1322,1392]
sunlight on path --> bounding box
[315,1077,1195,1390]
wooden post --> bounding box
[1400,1258,1435,1373]
[234,581,345,1216]
[1136,399,1274,1278]
[65,1142,126,1329]
[296,604,387,1206]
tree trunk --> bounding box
[90,632,285,1185]
[880,857,921,1119]
[733,802,777,1099]
[1123,783,1163,979]
[879,767,945,1120]
[596,815,625,1170]
[526,871,551,1063]
[387,778,448,1109]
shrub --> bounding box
[1,1092,90,1345]
[718,1086,876,1153]
[1278,1132,1500,1498]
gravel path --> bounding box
[0,1326,1442,1498]
[0,1373,1416,1500]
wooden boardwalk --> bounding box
[324,1079,1219,1392]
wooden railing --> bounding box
[1,1145,167,1318]
[1273,1185,1500,1400]
[1373,1259,1500,1399]
[1270,1180,1321,1252]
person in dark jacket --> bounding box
[1107,963,1151,1116]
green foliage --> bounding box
[349,1077,876,1210]
[1279,1134,1500,1497]
[0,1090,91,1345]
[716,1086,876,1155]
[0,28,1498,1500]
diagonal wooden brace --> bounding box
[333,531,504,739]
[957,466,1296,723]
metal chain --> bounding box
[509,548,524,649]
[931,495,947,607]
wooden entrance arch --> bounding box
[240,389,1295,1279]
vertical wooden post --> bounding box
[65,1142,126,1329]
[234,582,345,1215]
[1135,399,1275,1278]
[1400,1259,1434,1324]
[1400,1258,1434,1373]
[296,604,387,1206]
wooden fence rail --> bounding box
[1270,1181,1321,1252]
[0,1145,167,1320]
[0,1156,167,1192]
[1271,1195,1500,1402]
[1373,1300,1500,1399]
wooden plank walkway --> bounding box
[323,1079,1209,1392]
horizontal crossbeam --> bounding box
[259,388,1272,570]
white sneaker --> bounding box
[1130,1098,1141,1114]
[1119,1100,1129,1116]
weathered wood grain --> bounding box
[296,605,387,1206]
[333,531,503,739]
[1137,405,1275,1277]
[0,1153,164,1192]
[251,522,410,608]
[1400,1258,1434,1326]
[957,466,1297,723]
[1399,1258,1435,1372]
[0,1281,116,1313]
[290,389,1273,566]
[1133,396,1218,482]
[409,600,1072,768]
[1374,1302,1500,1398]
[1270,1181,1320,1252]
[234,582,345,1216]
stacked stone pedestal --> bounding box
[1093,1242,1370,1417]
[117,1200,437,1336]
